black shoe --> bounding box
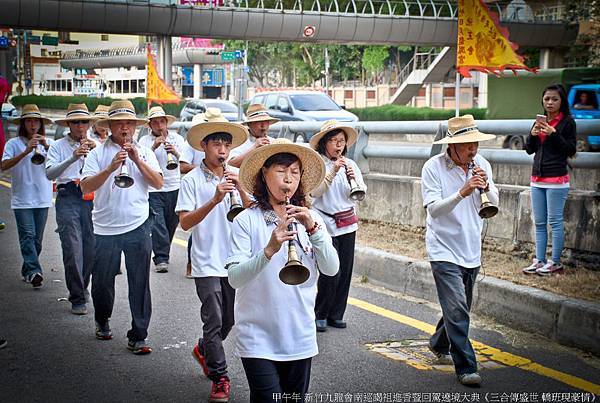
[327,319,347,329]
[31,273,43,288]
[315,319,327,332]
[95,321,113,340]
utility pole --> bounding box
[324,47,330,94]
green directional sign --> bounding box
[221,51,236,61]
[42,36,59,46]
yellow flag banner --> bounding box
[146,44,180,104]
[457,0,536,77]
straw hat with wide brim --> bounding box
[243,103,280,125]
[95,100,148,128]
[239,138,325,195]
[187,107,248,151]
[54,103,99,127]
[11,104,53,125]
[144,106,177,127]
[433,114,496,144]
[309,119,358,150]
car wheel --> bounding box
[508,135,524,150]
[576,138,590,152]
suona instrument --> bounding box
[468,162,498,219]
[30,135,46,165]
[220,159,244,222]
[279,195,310,285]
[333,155,365,202]
[114,146,134,188]
[165,141,179,170]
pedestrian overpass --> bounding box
[3,0,576,47]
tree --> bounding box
[362,46,390,85]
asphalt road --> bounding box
[0,180,599,402]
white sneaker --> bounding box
[155,263,169,273]
[458,372,482,386]
[536,260,564,276]
[522,259,544,275]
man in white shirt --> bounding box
[421,115,499,387]
[227,103,278,168]
[46,103,98,315]
[175,108,250,403]
[179,112,206,278]
[80,100,163,355]
[138,106,185,273]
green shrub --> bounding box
[349,105,487,121]
[11,95,185,117]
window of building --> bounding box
[367,90,376,99]
[131,80,138,93]
[101,34,109,41]
[344,90,353,99]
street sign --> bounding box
[303,25,316,38]
[201,68,225,87]
[42,36,59,46]
[221,51,236,61]
[28,35,41,44]
[234,50,245,59]
[0,37,8,49]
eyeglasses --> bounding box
[71,120,90,125]
[328,138,346,146]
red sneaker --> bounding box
[209,376,230,402]
[192,343,209,377]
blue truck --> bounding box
[568,84,600,151]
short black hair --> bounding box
[316,129,347,157]
[201,132,233,145]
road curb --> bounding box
[354,245,600,356]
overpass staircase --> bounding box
[390,46,455,105]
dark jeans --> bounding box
[55,183,94,306]
[315,231,356,321]
[241,357,312,403]
[13,208,48,279]
[92,218,153,342]
[194,276,235,381]
[149,190,179,265]
[429,261,480,375]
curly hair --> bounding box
[253,152,311,211]
[316,128,348,157]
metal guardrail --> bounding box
[8,119,599,172]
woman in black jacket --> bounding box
[522,84,576,276]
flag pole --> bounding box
[455,72,460,117]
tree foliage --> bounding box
[219,40,411,87]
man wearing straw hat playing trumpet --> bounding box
[46,103,99,315]
[80,100,163,355]
[175,108,251,402]
[228,103,278,168]
[421,114,499,386]
[138,106,186,274]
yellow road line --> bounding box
[0,180,12,188]
[348,297,600,394]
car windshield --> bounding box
[205,101,238,113]
[289,94,340,111]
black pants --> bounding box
[315,230,356,321]
[55,183,94,306]
[92,219,153,342]
[148,190,179,265]
[195,276,235,381]
[241,357,312,403]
